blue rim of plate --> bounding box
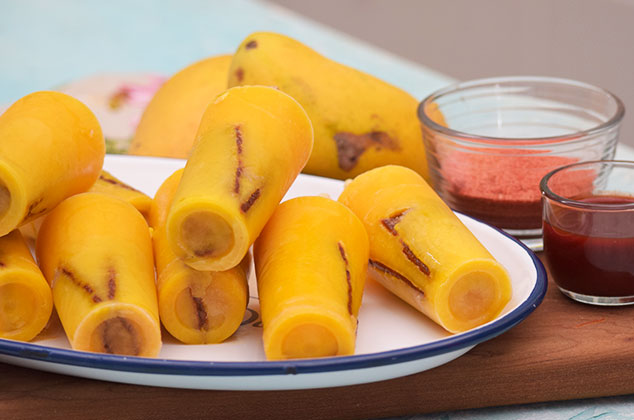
[0,212,547,377]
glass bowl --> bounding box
[541,160,634,305]
[418,76,624,249]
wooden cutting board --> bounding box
[2,253,634,420]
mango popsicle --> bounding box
[150,169,249,344]
[91,170,153,221]
[0,91,105,236]
[0,230,53,342]
[20,170,152,242]
[254,196,369,360]
[36,192,161,356]
[166,85,314,271]
[339,165,512,333]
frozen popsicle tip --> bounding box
[73,303,161,357]
[91,316,143,355]
[0,273,52,340]
[174,284,226,332]
[282,323,339,359]
[264,311,355,360]
[182,211,234,259]
[157,259,249,344]
[167,201,249,272]
[0,230,52,342]
[438,260,512,333]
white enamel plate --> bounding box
[0,155,547,390]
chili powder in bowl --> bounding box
[418,76,624,249]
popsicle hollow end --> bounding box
[0,267,53,341]
[263,308,356,360]
[72,302,162,357]
[157,259,249,344]
[167,199,249,271]
[436,260,512,333]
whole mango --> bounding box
[129,54,232,158]
[228,32,429,181]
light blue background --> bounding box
[0,0,452,105]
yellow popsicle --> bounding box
[339,165,512,333]
[36,192,161,356]
[150,169,249,344]
[254,196,369,360]
[0,230,53,342]
[20,170,152,242]
[166,85,314,271]
[0,91,105,236]
[90,170,153,221]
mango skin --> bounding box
[129,55,232,158]
[36,192,161,357]
[149,169,249,344]
[254,196,369,360]
[0,91,105,236]
[228,32,428,181]
[339,165,512,333]
[0,230,53,342]
[166,85,314,271]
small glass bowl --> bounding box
[541,160,634,305]
[418,76,624,249]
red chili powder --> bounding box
[438,148,581,230]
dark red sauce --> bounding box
[544,195,634,297]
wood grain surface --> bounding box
[2,253,634,420]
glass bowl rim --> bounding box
[418,76,625,145]
[540,159,634,210]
